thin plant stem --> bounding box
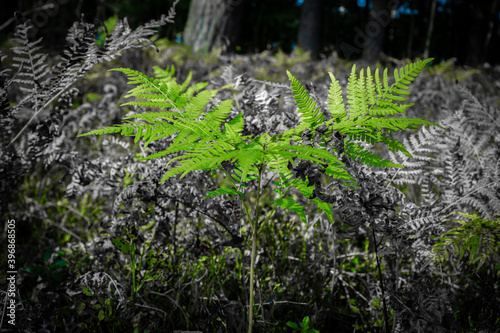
[248,165,264,333]
[371,227,390,333]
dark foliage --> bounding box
[1,7,499,333]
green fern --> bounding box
[285,58,438,169]
[79,58,437,223]
[433,212,500,272]
[79,59,439,333]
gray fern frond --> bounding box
[5,2,180,148]
[388,121,444,186]
[386,84,500,276]
[10,21,51,102]
[220,64,235,86]
[248,77,291,91]
[398,200,447,238]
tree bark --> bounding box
[361,0,391,62]
[297,0,324,59]
[406,0,415,58]
[482,0,499,63]
[423,0,436,59]
[183,0,246,54]
[464,0,489,65]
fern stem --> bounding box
[248,223,258,333]
[221,166,253,224]
[441,179,500,215]
[7,81,74,148]
[371,227,390,333]
[248,165,264,333]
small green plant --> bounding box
[78,290,118,329]
[23,249,69,289]
[110,223,167,302]
[79,58,437,332]
[287,316,319,333]
[432,212,500,272]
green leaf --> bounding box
[76,301,85,315]
[225,111,244,134]
[287,321,301,330]
[146,250,158,269]
[104,15,118,33]
[82,286,93,296]
[23,265,43,275]
[43,250,52,263]
[204,186,245,199]
[110,237,132,255]
[49,260,67,270]
[301,316,311,328]
[327,72,346,119]
[139,220,156,232]
[98,309,105,321]
[273,196,307,223]
[144,269,162,282]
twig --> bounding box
[246,300,309,307]
[371,227,390,333]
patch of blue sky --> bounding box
[394,2,418,18]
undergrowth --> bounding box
[1,7,500,333]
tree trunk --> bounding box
[361,0,391,62]
[423,0,436,59]
[482,0,499,63]
[183,0,246,54]
[464,0,489,65]
[297,0,324,59]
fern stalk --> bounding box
[7,80,75,148]
[248,165,264,333]
[371,227,390,332]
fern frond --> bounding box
[369,59,433,116]
[388,123,443,186]
[349,66,369,119]
[200,99,234,134]
[110,68,191,112]
[184,89,216,120]
[433,212,500,272]
[153,65,176,82]
[233,163,260,183]
[80,58,439,227]
[273,196,307,223]
[237,148,265,182]
[286,70,324,131]
[78,124,135,137]
[327,72,347,120]
[344,142,403,168]
[10,22,51,102]
[223,112,245,138]
[7,2,180,147]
